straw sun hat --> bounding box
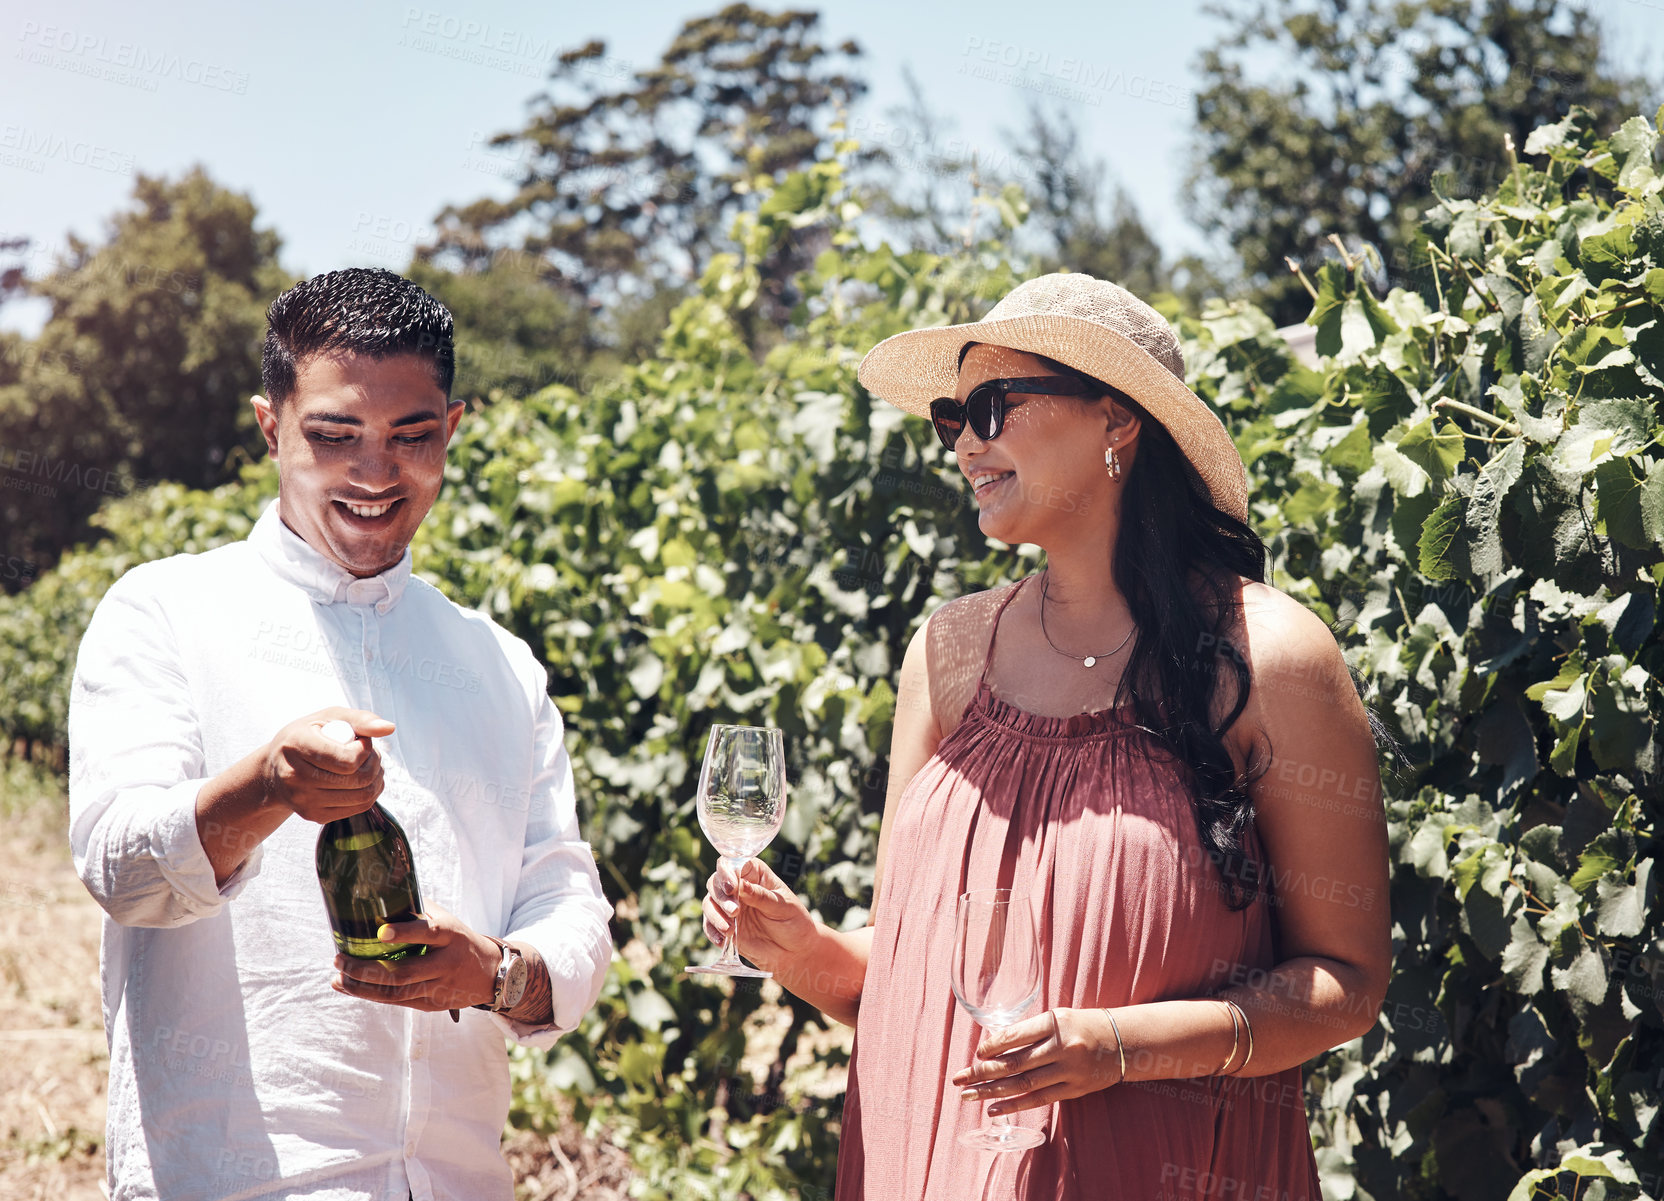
[855,272,1249,523]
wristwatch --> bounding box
[473,936,529,1014]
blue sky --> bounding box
[3,0,1659,336]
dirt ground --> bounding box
[0,785,108,1201]
[0,776,847,1201]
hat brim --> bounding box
[856,312,1249,523]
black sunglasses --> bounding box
[928,375,1097,450]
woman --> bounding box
[702,274,1391,1198]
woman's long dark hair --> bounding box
[1100,381,1269,912]
[962,343,1271,911]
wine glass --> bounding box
[687,724,787,978]
[952,887,1046,1151]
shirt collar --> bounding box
[250,495,413,614]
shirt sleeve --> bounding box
[68,566,263,928]
[488,665,615,1049]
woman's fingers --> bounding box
[701,896,731,944]
[706,872,739,917]
[987,1078,1078,1116]
[735,855,787,890]
[737,877,801,914]
[713,861,738,896]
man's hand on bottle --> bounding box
[330,905,498,1012]
[262,707,396,823]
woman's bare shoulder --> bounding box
[1236,579,1342,660]
[1231,579,1359,729]
[918,579,1028,738]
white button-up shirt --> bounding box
[68,495,614,1201]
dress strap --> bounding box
[978,575,1033,685]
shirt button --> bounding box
[405,1141,416,1156]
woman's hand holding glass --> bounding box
[686,723,787,977]
[700,857,820,979]
[950,1006,1127,1116]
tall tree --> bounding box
[1188,0,1654,325]
[858,90,1225,310]
[855,65,978,255]
[402,258,602,404]
[0,167,284,587]
[417,4,864,336]
[1005,102,1177,301]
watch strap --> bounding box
[472,935,514,1012]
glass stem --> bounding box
[714,856,746,967]
[984,1022,1014,1135]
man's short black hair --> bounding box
[261,267,455,407]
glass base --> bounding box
[686,961,773,978]
[957,1123,1045,1152]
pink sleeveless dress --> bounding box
[834,578,1323,1199]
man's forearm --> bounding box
[194,745,289,887]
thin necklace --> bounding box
[1038,570,1133,669]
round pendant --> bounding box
[1083,656,1097,668]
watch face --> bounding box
[499,951,530,1010]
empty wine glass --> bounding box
[687,724,787,978]
[952,887,1046,1151]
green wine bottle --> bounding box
[314,720,427,961]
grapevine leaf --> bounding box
[1570,842,1620,893]
[1593,859,1652,938]
[1500,911,1549,994]
[1418,496,1465,581]
[1398,418,1466,485]
[1549,941,1609,1009]
[1593,458,1649,548]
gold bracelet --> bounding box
[1102,1007,1127,1085]
[1236,1001,1255,1075]
[1216,998,1241,1075]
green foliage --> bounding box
[1184,104,1663,1199]
[4,106,1663,1201]
[402,258,619,405]
[0,166,286,588]
[1190,0,1657,325]
[1003,101,1223,309]
[0,464,276,757]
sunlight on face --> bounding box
[952,344,1138,549]
[252,352,463,578]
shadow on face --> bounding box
[250,351,464,578]
[948,344,1140,549]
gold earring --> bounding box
[1105,444,1121,481]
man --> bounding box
[68,267,614,1200]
